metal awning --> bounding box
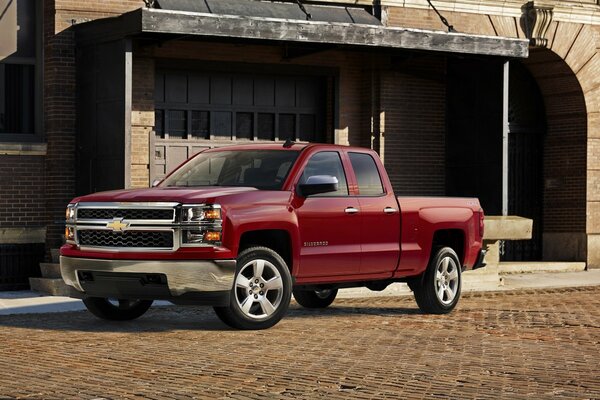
[75,5,528,59]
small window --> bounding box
[300,151,348,196]
[349,152,384,196]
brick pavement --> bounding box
[0,287,599,399]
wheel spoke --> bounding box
[437,285,445,301]
[448,268,459,281]
[236,274,250,288]
[436,270,443,281]
[259,297,276,316]
[444,286,454,301]
[240,295,254,314]
[442,257,449,273]
[263,276,282,291]
[253,259,265,279]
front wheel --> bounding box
[412,247,462,314]
[214,247,292,330]
[82,298,153,321]
[293,288,338,308]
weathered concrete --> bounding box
[483,216,533,241]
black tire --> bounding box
[293,288,338,308]
[213,246,292,330]
[82,298,153,321]
[412,247,462,314]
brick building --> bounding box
[0,0,598,289]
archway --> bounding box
[521,48,588,262]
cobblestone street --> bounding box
[0,287,599,399]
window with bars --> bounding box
[0,0,40,138]
[154,71,326,142]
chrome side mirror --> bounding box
[151,179,162,187]
[298,175,338,197]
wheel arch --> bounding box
[238,229,294,273]
[432,229,466,266]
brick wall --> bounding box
[41,1,145,247]
[0,156,46,227]
[381,56,447,196]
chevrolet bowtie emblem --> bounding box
[106,218,129,232]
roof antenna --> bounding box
[294,0,312,21]
[283,138,296,148]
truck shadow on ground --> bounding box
[0,304,420,333]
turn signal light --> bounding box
[203,209,221,220]
[204,231,221,242]
[65,226,75,241]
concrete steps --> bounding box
[29,249,75,297]
[29,277,77,297]
[39,263,61,279]
[499,262,586,274]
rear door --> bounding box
[347,151,401,274]
[294,151,361,278]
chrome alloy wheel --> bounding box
[234,259,284,320]
[435,256,460,305]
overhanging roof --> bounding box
[75,7,529,59]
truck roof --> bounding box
[203,142,371,153]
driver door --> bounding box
[294,151,361,278]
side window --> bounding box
[300,151,348,196]
[349,152,385,196]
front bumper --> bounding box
[60,256,236,300]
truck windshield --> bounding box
[160,150,300,190]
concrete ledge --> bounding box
[0,142,47,156]
[484,216,533,240]
[499,262,586,274]
[0,227,46,244]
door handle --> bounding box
[384,207,398,214]
[345,207,359,214]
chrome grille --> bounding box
[77,208,174,221]
[78,230,174,249]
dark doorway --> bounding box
[446,58,545,261]
[445,57,503,215]
[505,62,545,261]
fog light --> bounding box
[204,231,221,242]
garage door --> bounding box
[152,70,327,179]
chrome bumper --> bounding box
[60,256,236,296]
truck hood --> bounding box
[71,186,260,204]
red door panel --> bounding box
[295,197,361,277]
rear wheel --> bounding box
[214,247,292,330]
[82,297,153,321]
[293,288,338,308]
[412,247,462,314]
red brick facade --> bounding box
[1,0,600,287]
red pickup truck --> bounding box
[61,143,485,329]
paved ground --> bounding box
[0,287,599,399]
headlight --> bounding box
[181,204,221,223]
[66,204,76,222]
[180,204,222,247]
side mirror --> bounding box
[298,175,338,197]
[151,179,162,187]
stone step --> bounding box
[29,278,76,297]
[499,262,586,274]
[39,263,61,279]
[50,249,60,264]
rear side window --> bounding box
[300,151,349,196]
[349,152,385,196]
